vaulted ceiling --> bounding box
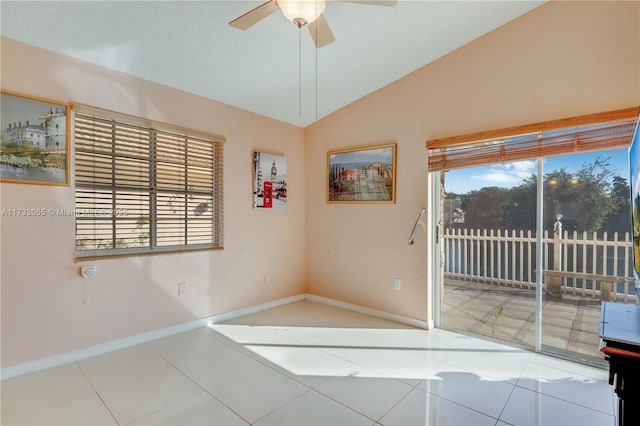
[0,1,545,127]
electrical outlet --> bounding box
[178,282,187,296]
[394,278,401,291]
[80,265,96,279]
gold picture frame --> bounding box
[1,91,69,186]
[327,142,396,203]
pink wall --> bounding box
[0,39,306,367]
[1,1,639,369]
[304,1,640,321]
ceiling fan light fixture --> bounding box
[278,0,326,27]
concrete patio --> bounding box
[441,279,609,366]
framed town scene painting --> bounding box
[253,151,287,210]
[0,91,69,185]
[327,142,396,203]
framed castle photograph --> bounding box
[253,151,287,210]
[0,91,69,185]
[327,142,396,203]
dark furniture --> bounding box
[599,302,640,426]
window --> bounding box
[429,107,639,364]
[427,107,638,172]
[74,107,223,257]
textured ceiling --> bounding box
[0,1,545,127]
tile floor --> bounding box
[1,300,617,425]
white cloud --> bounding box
[472,161,536,187]
[511,160,537,174]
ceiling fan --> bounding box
[229,0,397,48]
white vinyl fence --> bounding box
[443,228,638,303]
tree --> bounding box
[571,158,618,232]
[505,175,537,231]
[543,168,579,231]
[454,156,625,234]
[460,186,511,230]
[604,175,631,234]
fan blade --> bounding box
[229,0,279,30]
[308,15,335,48]
[331,0,397,6]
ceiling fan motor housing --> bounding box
[278,0,326,27]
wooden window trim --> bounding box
[427,107,639,172]
[426,107,639,149]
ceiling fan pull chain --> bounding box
[315,4,319,122]
[315,0,318,121]
[299,27,302,118]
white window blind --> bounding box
[74,109,223,257]
[427,108,639,172]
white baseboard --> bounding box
[304,294,432,330]
[1,292,430,381]
[0,293,305,381]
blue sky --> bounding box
[445,148,630,194]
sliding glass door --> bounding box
[436,148,633,365]
[540,151,633,363]
[438,159,538,349]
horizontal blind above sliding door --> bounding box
[427,107,639,172]
[74,108,224,257]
